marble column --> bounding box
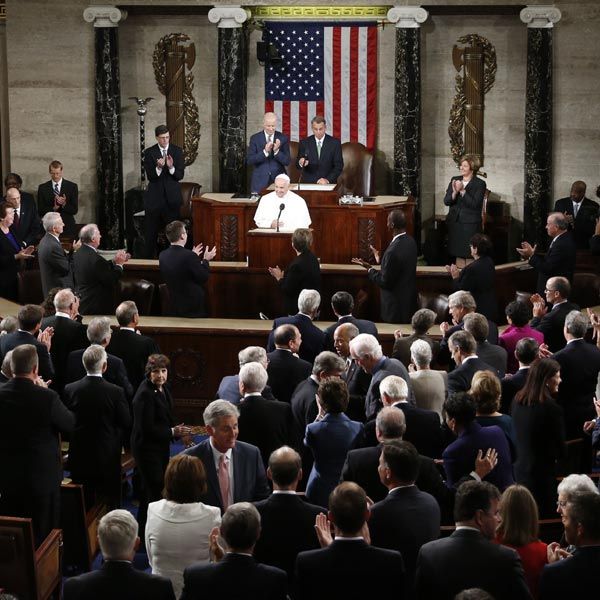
[520,6,561,247]
[208,6,249,193]
[83,5,126,249]
[387,6,428,246]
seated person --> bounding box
[253,173,310,231]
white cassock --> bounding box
[253,190,311,231]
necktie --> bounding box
[53,182,60,195]
[162,148,167,161]
[218,454,230,510]
[13,210,20,228]
[317,140,322,158]
[573,203,579,218]
[268,135,273,144]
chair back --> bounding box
[118,278,155,316]
[417,292,450,324]
[159,283,171,316]
[571,272,600,309]
[179,181,202,221]
[18,270,44,305]
[337,142,373,196]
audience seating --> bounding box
[60,483,106,574]
[118,278,155,316]
[0,516,62,600]
[17,270,44,305]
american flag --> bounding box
[264,21,378,150]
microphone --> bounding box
[298,152,308,191]
[276,203,285,233]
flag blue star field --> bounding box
[264,21,378,150]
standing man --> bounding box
[37,160,79,237]
[143,124,185,258]
[159,220,216,317]
[5,184,42,247]
[247,112,290,194]
[296,116,343,185]
[553,180,599,249]
[353,210,417,324]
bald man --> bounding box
[553,180,599,249]
[247,112,290,194]
[5,185,42,247]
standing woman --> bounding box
[512,358,566,517]
[443,155,487,265]
[446,233,498,322]
[131,354,190,539]
[0,201,34,301]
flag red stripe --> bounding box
[366,26,378,150]
[349,27,359,143]
[331,27,341,140]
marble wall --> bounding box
[4,1,600,231]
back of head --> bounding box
[497,484,539,546]
[455,590,495,600]
[463,313,489,343]
[165,220,186,244]
[53,288,75,313]
[238,345,267,367]
[163,454,207,503]
[564,310,588,339]
[379,375,408,402]
[388,209,406,231]
[444,392,477,427]
[116,301,138,327]
[239,361,268,393]
[220,502,261,551]
[0,315,18,336]
[331,291,354,315]
[448,290,476,313]
[549,212,568,232]
[349,333,382,360]
[469,370,501,415]
[411,308,436,334]
[505,300,531,327]
[470,233,493,257]
[42,211,63,233]
[203,398,239,428]
[515,357,560,406]
[79,223,98,244]
[454,480,500,523]
[298,289,320,314]
[375,406,406,439]
[317,378,349,414]
[547,276,570,299]
[83,344,107,375]
[10,344,38,377]
[329,482,367,535]
[410,339,432,368]
[87,316,112,344]
[312,350,345,375]
[567,492,600,543]
[381,440,419,484]
[273,324,297,347]
[292,228,312,253]
[1,350,13,378]
[98,509,138,560]
[268,446,302,488]
[17,304,44,332]
[514,337,539,365]
[448,330,477,355]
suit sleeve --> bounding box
[188,256,211,286]
[49,241,72,276]
[116,361,134,399]
[279,260,303,298]
[247,133,267,166]
[459,177,485,212]
[38,345,55,382]
[296,139,309,170]
[143,148,160,182]
[62,182,78,216]
[443,179,457,207]
[275,134,290,167]
[171,146,185,182]
[368,247,402,291]
[50,394,76,433]
[414,548,435,600]
[37,184,52,216]
[113,387,132,430]
[325,140,343,183]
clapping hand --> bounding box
[538,343,552,358]
[156,156,166,169]
[445,264,460,279]
[369,245,380,264]
[547,542,571,563]
[114,249,131,265]
[351,257,371,269]
[516,241,536,260]
[208,527,225,563]
[273,138,281,152]
[38,326,54,351]
[314,513,333,548]
[530,293,548,318]
[166,154,174,169]
[203,245,217,261]
[268,265,284,281]
[475,448,498,479]
[452,180,464,195]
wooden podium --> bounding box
[246,229,299,268]
[193,191,415,264]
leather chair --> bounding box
[337,142,373,197]
[571,272,600,309]
[159,283,171,316]
[18,269,44,305]
[515,290,533,306]
[417,292,449,324]
[118,278,155,316]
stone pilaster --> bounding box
[208,5,249,193]
[520,6,561,247]
[387,6,428,245]
[83,5,127,248]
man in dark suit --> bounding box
[64,509,175,600]
[73,223,129,315]
[530,276,580,352]
[0,304,54,382]
[539,491,600,599]
[517,212,577,294]
[65,316,133,398]
[0,344,74,545]
[267,289,325,363]
[591,216,600,254]
[63,345,131,508]
[447,330,499,395]
[463,312,507,377]
[107,300,160,392]
[5,184,42,246]
[266,325,312,404]
[323,290,378,351]
[267,227,321,316]
[294,482,405,600]
[553,310,600,439]
[184,400,270,513]
[443,393,514,491]
[143,124,185,258]
[159,220,216,317]
[41,288,88,392]
[334,323,371,422]
[237,362,297,465]
[3,171,35,209]
[247,111,290,193]
[253,446,323,582]
[37,160,79,237]
[349,333,415,420]
[353,209,417,324]
[37,212,78,295]
[500,337,538,414]
[415,480,530,600]
[369,440,441,598]
[181,502,288,600]
[296,115,343,184]
[553,180,599,249]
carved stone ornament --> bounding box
[520,6,562,29]
[208,5,249,29]
[83,5,127,27]
[386,6,428,29]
